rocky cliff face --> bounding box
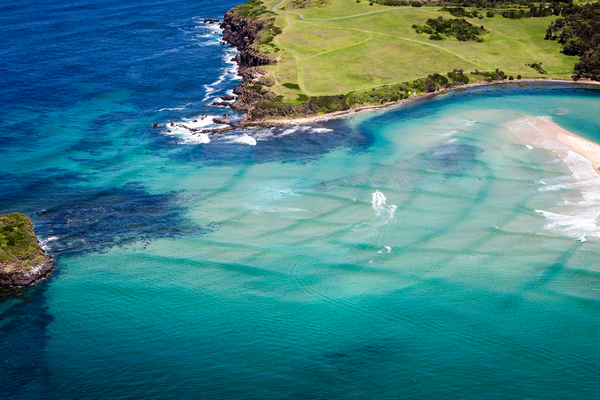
[0,213,54,288]
[0,255,53,288]
[220,11,275,113]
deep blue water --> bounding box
[3,0,600,398]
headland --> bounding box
[217,0,598,126]
[0,213,53,288]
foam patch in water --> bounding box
[511,116,600,240]
[222,133,257,146]
[372,190,397,218]
[203,47,240,103]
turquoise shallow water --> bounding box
[2,1,600,396]
[5,83,600,399]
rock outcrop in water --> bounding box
[220,10,276,113]
[0,213,53,288]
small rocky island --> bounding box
[0,212,53,288]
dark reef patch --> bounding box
[33,183,210,255]
[0,171,209,256]
[419,143,483,174]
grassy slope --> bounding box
[257,0,578,99]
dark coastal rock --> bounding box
[0,213,54,288]
[220,11,275,115]
[197,126,235,135]
[221,95,235,101]
[203,18,220,24]
[212,117,231,125]
[211,101,232,108]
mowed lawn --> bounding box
[263,0,578,97]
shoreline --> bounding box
[240,78,600,128]
[508,115,600,178]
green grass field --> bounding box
[254,0,578,100]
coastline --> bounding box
[239,78,600,127]
[218,0,598,129]
[508,115,600,178]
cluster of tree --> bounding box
[373,0,572,8]
[251,94,352,119]
[439,5,555,19]
[471,68,514,81]
[412,17,486,41]
[439,0,570,8]
[498,5,553,19]
[421,70,471,92]
[545,2,600,81]
[440,7,483,19]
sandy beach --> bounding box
[508,115,600,177]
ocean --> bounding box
[1,0,600,398]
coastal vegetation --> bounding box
[412,16,487,41]
[545,2,600,81]
[0,212,52,288]
[223,0,585,121]
[0,213,45,268]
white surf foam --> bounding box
[223,133,257,146]
[251,125,333,142]
[439,130,457,138]
[372,190,397,218]
[39,236,59,250]
[513,117,600,240]
[536,208,600,241]
[202,47,240,103]
[163,115,224,144]
[311,127,333,133]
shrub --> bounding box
[413,16,486,42]
[282,83,301,90]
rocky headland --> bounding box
[217,2,595,127]
[220,11,275,114]
[0,212,53,288]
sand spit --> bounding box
[508,116,600,178]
